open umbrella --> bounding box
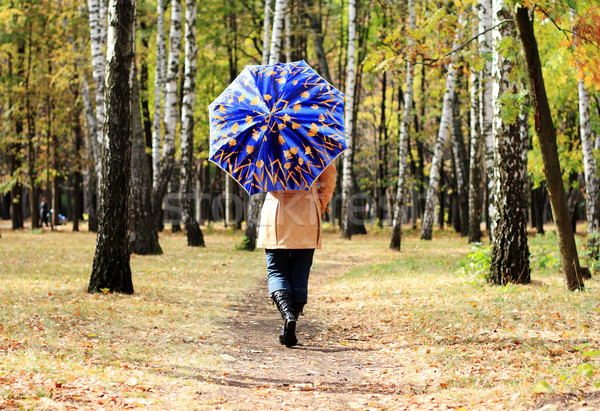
[208,60,346,195]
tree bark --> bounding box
[89,0,136,294]
[478,0,494,237]
[151,0,166,189]
[450,91,469,237]
[578,79,600,261]
[179,0,204,247]
[489,2,530,285]
[87,0,107,165]
[514,6,584,290]
[268,0,287,65]
[468,49,483,242]
[71,110,83,232]
[303,0,332,83]
[262,0,273,65]
[152,0,182,230]
[341,0,357,239]
[390,0,415,250]
[420,45,460,240]
[130,68,163,255]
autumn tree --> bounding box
[89,0,137,294]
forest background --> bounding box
[1,0,600,290]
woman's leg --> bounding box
[265,249,292,296]
[288,249,315,304]
[265,249,297,347]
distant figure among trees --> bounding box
[40,197,49,227]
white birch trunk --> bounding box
[572,14,600,254]
[152,0,167,189]
[179,0,203,246]
[87,0,106,151]
[489,0,529,284]
[579,80,600,242]
[162,0,182,163]
[468,54,483,243]
[420,27,462,240]
[262,0,273,65]
[478,0,495,235]
[152,0,182,226]
[81,78,100,167]
[284,6,292,63]
[268,0,287,65]
[341,0,357,239]
[390,0,415,249]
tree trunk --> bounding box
[87,0,107,163]
[151,0,166,189]
[450,92,469,237]
[390,0,414,250]
[576,78,600,261]
[89,0,136,294]
[179,0,204,247]
[341,0,357,239]
[514,6,584,290]
[152,0,182,230]
[130,68,163,255]
[268,0,287,65]
[421,50,460,240]
[72,112,83,232]
[468,47,483,243]
[9,143,24,230]
[478,0,494,237]
[303,0,332,83]
[262,0,273,65]
[488,2,530,285]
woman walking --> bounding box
[257,163,337,347]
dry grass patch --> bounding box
[313,230,600,409]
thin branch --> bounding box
[388,19,512,67]
[537,6,600,50]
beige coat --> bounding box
[257,163,337,249]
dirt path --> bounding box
[185,242,416,410]
[194,280,406,410]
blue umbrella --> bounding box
[208,60,346,195]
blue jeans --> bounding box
[265,249,315,303]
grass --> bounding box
[0,227,267,408]
[314,230,600,408]
[1,223,599,409]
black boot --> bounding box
[292,302,305,319]
[271,290,297,347]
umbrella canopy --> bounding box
[208,60,346,195]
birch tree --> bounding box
[152,0,182,229]
[488,0,529,285]
[89,0,136,294]
[478,0,494,236]
[340,0,357,239]
[390,0,415,250]
[151,0,166,187]
[268,0,287,65]
[87,0,106,159]
[468,6,483,243]
[179,0,204,246]
[420,28,462,240]
[573,20,600,262]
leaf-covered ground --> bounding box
[1,223,599,409]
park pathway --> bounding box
[191,261,414,410]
